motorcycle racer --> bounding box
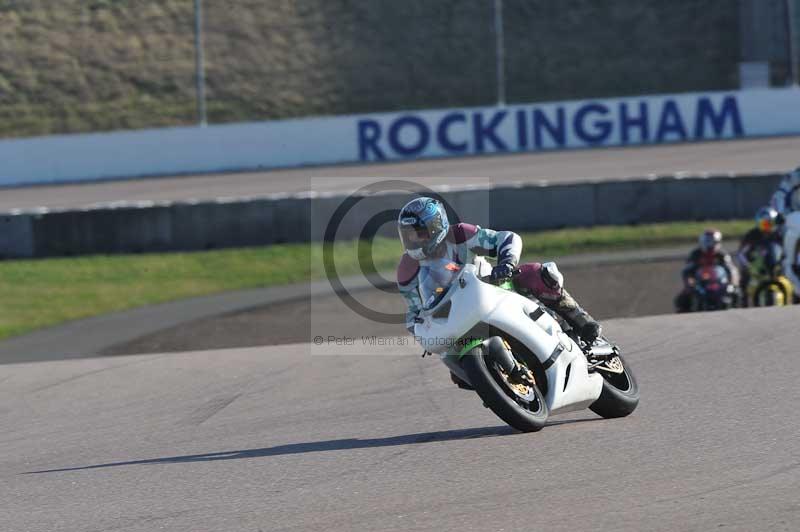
[770,166,800,217]
[675,229,740,312]
[736,207,783,307]
[770,167,800,297]
[396,197,601,347]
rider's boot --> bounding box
[547,290,602,344]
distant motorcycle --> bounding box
[747,241,795,307]
[689,264,736,311]
[414,257,638,432]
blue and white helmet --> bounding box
[397,197,450,260]
[755,206,780,234]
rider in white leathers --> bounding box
[396,197,601,345]
[770,166,800,299]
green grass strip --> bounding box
[0,219,751,341]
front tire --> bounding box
[754,282,787,307]
[461,346,548,432]
[590,353,639,419]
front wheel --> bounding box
[461,346,548,432]
[753,281,790,307]
[589,352,639,419]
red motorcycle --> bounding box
[689,264,735,311]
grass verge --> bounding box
[0,219,751,341]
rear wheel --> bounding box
[589,352,639,419]
[461,346,548,432]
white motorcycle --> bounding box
[414,257,639,432]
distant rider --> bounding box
[770,166,800,217]
[675,229,740,312]
[736,207,783,307]
[396,197,602,348]
[769,166,800,298]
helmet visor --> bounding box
[399,223,432,252]
[700,231,721,251]
[398,210,446,256]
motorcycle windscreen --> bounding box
[418,258,461,310]
[697,265,729,290]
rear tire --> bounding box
[461,347,548,432]
[590,353,639,419]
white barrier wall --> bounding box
[2,88,800,186]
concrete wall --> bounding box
[0,174,782,259]
[5,88,800,187]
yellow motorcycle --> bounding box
[747,242,795,307]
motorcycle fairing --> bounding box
[416,263,603,415]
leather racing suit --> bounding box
[396,223,599,342]
[770,168,800,295]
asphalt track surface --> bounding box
[2,135,799,211]
[2,305,799,532]
[2,138,799,530]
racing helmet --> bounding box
[755,206,779,234]
[699,229,722,253]
[397,197,450,260]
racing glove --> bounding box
[491,262,515,281]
